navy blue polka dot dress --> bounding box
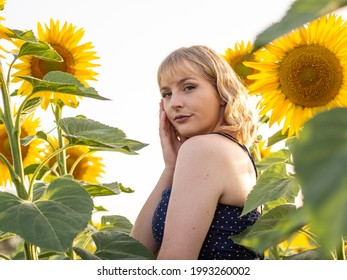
[151,132,263,260]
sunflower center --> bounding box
[31,43,75,79]
[279,44,343,107]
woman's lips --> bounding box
[174,115,191,123]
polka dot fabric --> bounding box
[152,186,262,260]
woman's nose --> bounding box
[169,92,183,109]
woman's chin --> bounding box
[178,130,199,139]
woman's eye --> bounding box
[184,85,195,92]
[162,92,171,98]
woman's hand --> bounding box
[159,100,186,170]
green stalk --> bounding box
[269,245,282,260]
[0,62,27,199]
[24,242,38,260]
[53,104,67,176]
[66,243,76,260]
[14,91,36,133]
[336,236,346,260]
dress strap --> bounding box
[211,132,258,178]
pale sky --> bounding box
[4,0,345,223]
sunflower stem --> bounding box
[53,103,67,176]
[336,236,346,260]
[14,91,36,133]
[66,244,76,260]
[0,61,27,199]
[24,242,38,260]
[6,56,18,90]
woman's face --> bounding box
[159,62,225,138]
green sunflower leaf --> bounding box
[17,41,62,62]
[283,248,325,260]
[242,163,300,215]
[32,182,48,201]
[36,130,48,141]
[43,71,84,85]
[94,205,108,212]
[8,29,38,43]
[256,149,291,171]
[72,247,101,260]
[293,107,347,256]
[119,183,135,193]
[73,231,155,260]
[0,232,16,243]
[20,135,35,146]
[253,0,347,52]
[59,117,148,154]
[82,182,133,197]
[267,129,289,146]
[0,177,93,252]
[231,205,305,253]
[17,72,109,101]
[19,97,42,117]
[24,164,50,181]
[100,215,133,234]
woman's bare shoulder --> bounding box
[177,133,255,185]
[178,133,244,157]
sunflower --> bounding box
[0,115,44,186]
[245,14,347,136]
[12,19,99,109]
[45,137,105,183]
[0,16,14,58]
[0,16,12,39]
[0,1,5,10]
[222,41,259,86]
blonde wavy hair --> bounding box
[157,45,257,146]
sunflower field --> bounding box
[1,0,347,260]
[225,0,347,260]
[0,2,152,260]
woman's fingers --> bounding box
[159,101,169,138]
[159,100,183,168]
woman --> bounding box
[131,45,262,260]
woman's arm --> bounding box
[156,135,227,260]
